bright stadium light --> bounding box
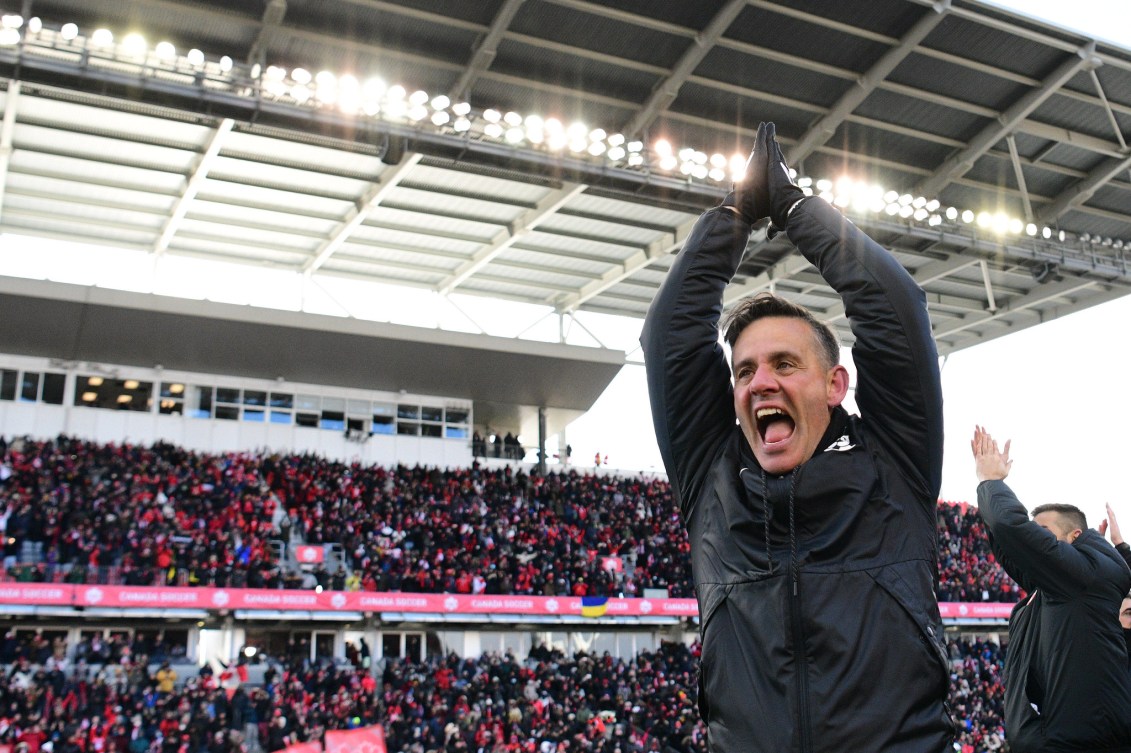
[60,22,78,41]
[91,28,113,46]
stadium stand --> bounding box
[1,436,1019,605]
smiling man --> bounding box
[642,122,950,752]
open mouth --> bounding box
[755,407,795,446]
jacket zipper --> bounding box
[789,466,811,753]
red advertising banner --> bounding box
[293,545,325,564]
[0,582,1014,621]
[325,726,387,753]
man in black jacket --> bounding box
[971,426,1131,752]
[642,122,951,752]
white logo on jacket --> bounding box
[824,435,856,452]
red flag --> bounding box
[324,727,387,753]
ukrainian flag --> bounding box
[581,595,608,617]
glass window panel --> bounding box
[216,387,240,404]
[445,426,469,439]
[296,394,320,411]
[421,406,443,422]
[320,412,345,431]
[397,422,419,436]
[244,409,265,422]
[445,408,469,424]
[347,399,369,415]
[160,382,187,398]
[269,393,294,409]
[41,373,66,405]
[397,404,419,420]
[158,399,183,416]
[269,411,293,425]
[0,369,16,401]
[421,424,442,437]
[296,412,319,428]
[215,405,239,420]
[20,372,39,401]
[243,390,267,406]
[371,416,394,435]
[381,634,401,659]
[190,386,213,419]
[321,396,345,413]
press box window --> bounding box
[159,383,185,415]
[320,397,345,431]
[75,376,153,412]
[20,372,39,402]
[0,370,16,401]
[190,386,214,418]
[41,373,65,405]
[372,403,395,435]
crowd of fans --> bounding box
[0,435,1020,603]
[0,631,1011,753]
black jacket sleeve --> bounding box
[641,207,751,510]
[977,479,1101,598]
[786,199,943,499]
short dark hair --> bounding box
[722,292,840,369]
[1031,503,1087,533]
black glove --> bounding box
[725,122,806,232]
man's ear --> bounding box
[827,365,850,407]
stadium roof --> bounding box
[2,0,1131,379]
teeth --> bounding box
[756,408,784,420]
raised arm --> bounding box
[641,207,751,509]
[972,426,1098,596]
[783,191,943,498]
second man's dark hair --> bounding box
[1031,502,1088,532]
[722,292,840,369]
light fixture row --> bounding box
[0,16,1123,250]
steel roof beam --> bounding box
[438,183,588,295]
[790,1,950,164]
[915,44,1098,199]
[1034,151,1131,227]
[302,151,423,274]
[622,0,747,139]
[932,277,1100,340]
[449,0,526,101]
[154,118,234,256]
[248,0,287,68]
[0,81,20,224]
[556,215,698,313]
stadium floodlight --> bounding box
[899,205,914,218]
[708,167,725,182]
[709,153,727,169]
[27,17,41,34]
[155,41,176,60]
[653,139,673,157]
[961,210,975,224]
[1026,223,1037,236]
[121,33,146,57]
[928,214,943,226]
[693,164,708,180]
[430,95,450,111]
[925,199,940,212]
[483,122,503,139]
[945,207,958,221]
[679,161,694,176]
[883,190,899,203]
[659,154,677,171]
[885,203,900,216]
[408,89,429,106]
[627,152,644,166]
[566,122,587,140]
[1043,227,1052,239]
[452,101,470,116]
[912,208,928,221]
[992,214,1009,234]
[1,14,21,29]
[588,141,605,156]
[430,111,449,126]
[608,146,626,161]
[504,111,523,127]
[453,117,471,132]
[589,128,607,143]
[91,28,113,46]
[1058,230,1066,242]
[730,154,747,181]
[816,179,833,193]
[0,27,18,45]
[797,176,812,188]
[186,48,205,67]
[1008,218,1023,234]
[912,196,927,209]
[525,126,544,144]
[219,55,233,72]
[568,137,587,153]
[482,108,501,123]
[505,127,524,144]
[60,22,78,41]
[626,140,643,153]
[407,105,428,121]
[547,131,567,151]
[291,84,311,104]
[678,147,695,162]
[291,68,312,85]
[899,193,913,206]
[387,84,406,101]
[608,133,625,147]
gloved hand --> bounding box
[724,122,806,232]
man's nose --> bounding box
[748,365,778,394]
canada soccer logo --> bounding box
[331,593,347,609]
[212,591,230,607]
[300,547,318,563]
[85,588,103,605]
[958,604,969,616]
[639,600,652,614]
[443,596,459,611]
[545,598,559,613]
